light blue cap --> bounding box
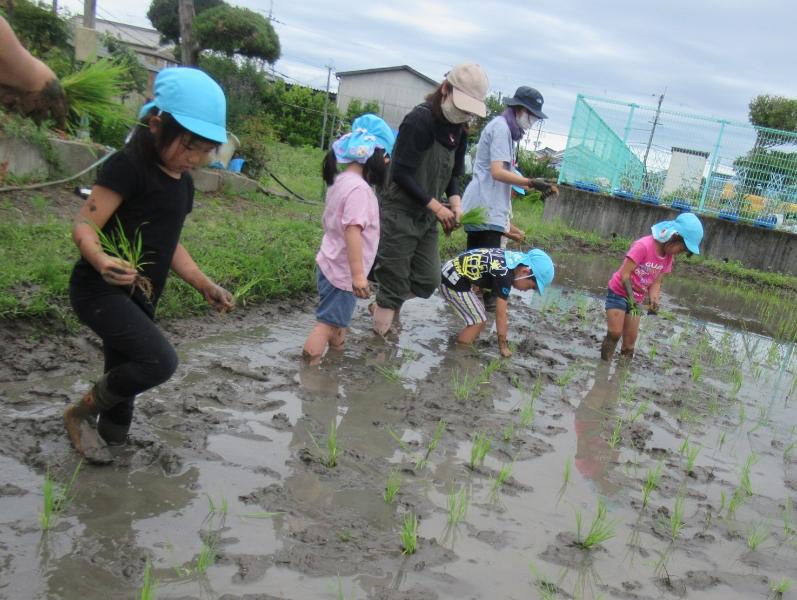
[504,248,555,295]
[333,114,395,164]
[138,68,227,144]
[511,167,526,196]
[651,212,704,254]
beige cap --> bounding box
[445,62,489,117]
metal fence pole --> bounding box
[612,103,638,190]
[698,120,727,212]
[558,94,584,185]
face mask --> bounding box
[517,110,538,130]
[441,95,470,124]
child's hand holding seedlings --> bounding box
[98,255,137,287]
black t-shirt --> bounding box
[70,147,194,315]
[441,248,514,300]
[391,102,468,205]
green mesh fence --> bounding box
[559,95,797,231]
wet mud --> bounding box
[1,253,796,599]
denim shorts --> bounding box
[315,268,357,328]
[605,288,631,313]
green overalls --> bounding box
[374,135,456,311]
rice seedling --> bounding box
[685,443,701,475]
[338,530,353,542]
[669,494,685,542]
[238,511,283,519]
[386,427,410,452]
[746,522,769,551]
[730,366,744,394]
[519,398,535,429]
[446,486,468,523]
[575,499,616,549]
[529,562,559,600]
[641,462,663,509]
[575,295,589,322]
[383,470,401,503]
[459,206,487,226]
[648,343,658,360]
[717,430,727,451]
[205,493,228,516]
[39,461,82,531]
[719,490,727,514]
[727,487,746,519]
[707,394,721,416]
[629,400,650,423]
[400,512,419,554]
[491,462,514,494]
[427,419,445,455]
[139,557,156,600]
[452,368,478,401]
[309,420,339,468]
[766,341,781,367]
[531,375,543,401]
[480,357,505,382]
[771,577,792,597]
[232,276,263,306]
[61,58,134,131]
[374,364,401,382]
[195,533,218,574]
[740,452,758,496]
[738,403,746,428]
[555,363,579,387]
[510,373,521,389]
[607,416,623,449]
[783,439,797,462]
[691,362,703,382]
[92,216,153,300]
[557,456,573,503]
[502,423,514,442]
[469,432,492,470]
[783,497,795,536]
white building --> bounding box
[336,65,439,129]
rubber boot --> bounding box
[97,416,130,446]
[64,390,114,464]
[600,334,620,361]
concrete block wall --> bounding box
[543,186,797,277]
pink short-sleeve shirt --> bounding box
[316,171,380,291]
[608,235,672,303]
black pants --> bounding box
[70,285,178,428]
[466,229,503,251]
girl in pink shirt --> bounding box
[601,212,704,361]
[303,114,395,363]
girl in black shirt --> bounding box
[65,68,234,463]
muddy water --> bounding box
[1,254,796,599]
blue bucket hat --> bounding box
[333,114,395,164]
[651,212,704,255]
[505,248,555,295]
[138,68,227,144]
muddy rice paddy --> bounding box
[1,252,796,599]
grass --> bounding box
[575,499,616,549]
[39,461,82,531]
[400,513,419,555]
[309,420,339,468]
[139,558,156,600]
[447,486,468,523]
[469,431,492,470]
[383,470,401,503]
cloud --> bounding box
[367,0,485,39]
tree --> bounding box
[195,4,279,64]
[748,95,797,148]
[467,92,504,144]
[344,98,381,125]
[147,0,222,44]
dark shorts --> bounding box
[605,288,631,313]
[316,269,357,328]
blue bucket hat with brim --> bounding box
[138,68,227,144]
[505,248,555,295]
[651,212,704,255]
[333,113,395,163]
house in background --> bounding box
[69,16,178,97]
[336,65,439,129]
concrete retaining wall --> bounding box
[543,185,797,277]
[0,134,110,179]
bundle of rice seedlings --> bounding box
[93,216,153,300]
[61,59,134,133]
[459,206,487,226]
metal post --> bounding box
[642,92,664,169]
[612,103,638,191]
[82,0,96,28]
[558,94,583,185]
[320,64,332,150]
[698,120,727,212]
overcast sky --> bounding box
[59,0,797,150]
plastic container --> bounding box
[753,214,777,229]
[671,198,692,212]
[228,158,245,173]
[640,194,660,206]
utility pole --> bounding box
[82,0,96,28]
[642,89,665,168]
[52,0,57,15]
[319,63,332,150]
[178,0,198,66]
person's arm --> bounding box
[648,275,663,313]
[618,257,638,308]
[72,185,138,287]
[171,243,234,313]
[345,224,370,299]
[495,297,512,358]
[503,222,526,243]
[489,161,532,187]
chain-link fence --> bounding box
[558,95,797,231]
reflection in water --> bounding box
[574,361,624,497]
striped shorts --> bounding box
[438,284,487,326]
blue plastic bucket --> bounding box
[228,158,245,173]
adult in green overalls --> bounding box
[371,63,489,335]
